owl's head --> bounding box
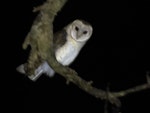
[67,19,93,42]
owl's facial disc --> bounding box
[71,22,93,42]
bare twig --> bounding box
[146,72,150,84]
[112,75,150,97]
[104,84,110,113]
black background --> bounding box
[2,0,150,113]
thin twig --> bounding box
[112,76,150,97]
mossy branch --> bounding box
[21,0,150,108]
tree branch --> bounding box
[112,75,150,97]
[21,0,150,109]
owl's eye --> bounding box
[83,31,87,34]
[75,26,79,31]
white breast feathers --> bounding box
[55,35,85,66]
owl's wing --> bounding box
[53,29,67,50]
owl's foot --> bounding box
[17,61,55,81]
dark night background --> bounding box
[2,0,150,113]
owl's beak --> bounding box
[77,31,83,39]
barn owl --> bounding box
[17,19,93,81]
